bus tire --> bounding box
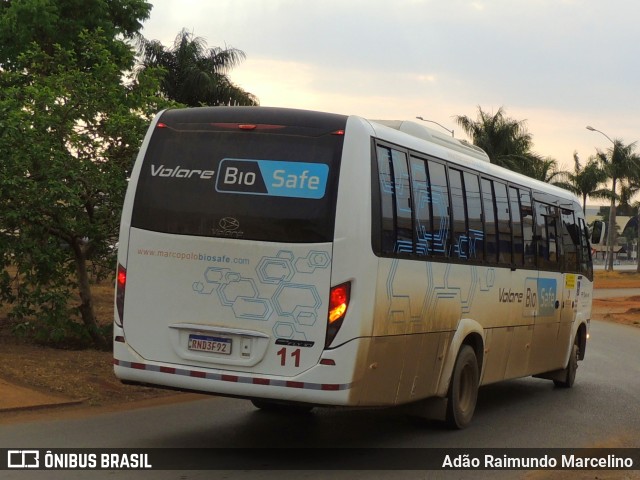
[445,345,479,429]
[553,343,578,388]
[251,399,313,414]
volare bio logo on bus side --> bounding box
[149,159,329,199]
[498,278,557,317]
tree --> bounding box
[0,0,152,71]
[0,30,168,349]
[137,28,259,107]
[597,140,640,271]
[619,174,640,272]
[553,152,612,211]
[454,106,541,174]
[520,157,566,183]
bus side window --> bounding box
[494,181,512,265]
[391,149,413,254]
[509,186,524,266]
[578,217,594,280]
[449,169,468,258]
[535,202,560,270]
[520,190,535,267]
[546,206,559,266]
[534,202,549,267]
[376,145,396,255]
[464,172,483,261]
[481,178,497,264]
[427,160,450,257]
[561,208,579,273]
[410,156,431,256]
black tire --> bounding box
[251,399,313,414]
[553,343,578,388]
[445,345,479,429]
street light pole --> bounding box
[586,125,617,271]
[416,116,454,137]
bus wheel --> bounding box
[553,344,578,388]
[251,399,313,414]
[445,345,479,429]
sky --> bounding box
[141,0,640,176]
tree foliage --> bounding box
[454,106,568,182]
[0,25,168,348]
[596,139,640,270]
[455,107,535,170]
[137,28,259,107]
[553,152,613,211]
[0,0,152,70]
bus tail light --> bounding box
[116,264,126,327]
[326,282,351,348]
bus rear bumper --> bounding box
[113,337,365,406]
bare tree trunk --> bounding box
[71,238,108,350]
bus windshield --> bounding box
[131,109,347,243]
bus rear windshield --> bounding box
[131,108,347,243]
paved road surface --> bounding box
[1,319,638,480]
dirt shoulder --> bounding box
[0,271,638,412]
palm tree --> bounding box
[137,28,258,107]
[553,152,612,211]
[521,156,568,184]
[597,139,640,271]
[454,106,540,174]
[618,172,640,272]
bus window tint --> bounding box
[494,182,511,264]
[131,120,344,243]
[482,178,497,263]
[450,169,468,258]
[561,208,579,272]
[520,190,535,267]
[428,161,450,257]
[464,172,483,261]
[392,149,413,254]
[376,146,396,254]
[547,209,559,265]
[579,217,594,279]
[509,187,524,266]
[411,157,431,256]
[373,140,588,275]
[535,202,560,270]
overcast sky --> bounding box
[141,0,640,175]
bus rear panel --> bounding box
[114,107,363,404]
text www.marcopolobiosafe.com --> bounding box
[137,248,250,265]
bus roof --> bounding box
[369,119,490,163]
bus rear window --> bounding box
[131,108,346,243]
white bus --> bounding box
[114,107,593,428]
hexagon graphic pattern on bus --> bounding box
[384,258,496,331]
[192,249,331,340]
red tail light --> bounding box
[326,282,351,348]
[116,264,126,326]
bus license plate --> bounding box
[188,334,232,355]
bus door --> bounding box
[529,202,565,372]
[559,208,581,343]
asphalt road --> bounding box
[1,319,639,480]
